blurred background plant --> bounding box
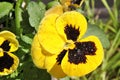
[0,0,120,80]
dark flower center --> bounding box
[64,24,80,41]
[68,41,97,64]
[71,0,82,5]
[0,40,10,51]
[0,52,14,72]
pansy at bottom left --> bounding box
[0,31,19,76]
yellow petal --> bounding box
[31,34,46,69]
[0,52,19,76]
[44,54,57,72]
[37,14,65,55]
[8,37,19,52]
[0,48,4,57]
[61,36,104,76]
[48,63,66,78]
[56,11,87,41]
[45,4,64,16]
[44,52,66,78]
[0,31,16,39]
[0,37,5,46]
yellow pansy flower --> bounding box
[60,0,85,11]
[31,11,104,78]
[0,31,19,76]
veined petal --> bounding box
[31,35,46,69]
[37,14,65,55]
[0,52,19,76]
[56,11,87,41]
[61,36,103,76]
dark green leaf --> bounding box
[0,2,13,18]
[27,1,46,31]
[22,61,51,80]
[83,23,110,49]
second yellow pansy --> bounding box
[0,31,19,76]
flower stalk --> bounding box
[15,0,23,36]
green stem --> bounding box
[15,0,23,36]
[101,0,114,21]
[107,29,120,60]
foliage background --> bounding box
[0,0,120,80]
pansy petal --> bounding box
[0,37,5,46]
[45,4,63,16]
[37,14,65,55]
[61,36,103,76]
[7,37,19,52]
[0,52,19,76]
[48,63,66,78]
[31,35,46,69]
[44,53,66,78]
[0,31,16,39]
[56,11,87,41]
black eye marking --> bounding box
[0,52,14,72]
[71,0,82,5]
[56,50,67,65]
[64,24,80,41]
[68,41,97,64]
[0,40,10,51]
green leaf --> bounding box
[21,34,33,45]
[83,23,110,49]
[46,1,60,9]
[27,1,46,31]
[22,61,51,80]
[106,52,120,70]
[0,2,13,18]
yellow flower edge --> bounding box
[61,36,104,76]
[31,34,46,69]
[56,11,87,41]
[0,52,19,76]
[45,4,64,16]
[37,14,65,55]
[0,31,16,39]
